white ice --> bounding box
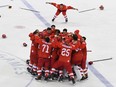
[0,0,116,87]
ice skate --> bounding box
[71,78,76,84]
[27,67,32,73]
[44,76,49,81]
[31,71,38,76]
[52,18,55,22]
[35,75,42,80]
[65,18,68,22]
[26,59,30,65]
[58,75,64,82]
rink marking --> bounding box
[25,77,34,87]
[0,50,34,87]
[88,65,114,87]
[21,0,50,27]
[21,0,114,87]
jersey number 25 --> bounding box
[61,48,70,57]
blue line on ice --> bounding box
[21,0,114,87]
[88,65,113,87]
[21,0,50,27]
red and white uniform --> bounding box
[71,41,83,66]
[51,3,74,18]
[42,31,51,38]
[50,36,61,67]
[72,40,88,78]
[51,42,80,78]
[74,30,82,41]
[35,37,55,77]
[29,33,38,68]
[71,40,87,69]
[80,40,87,69]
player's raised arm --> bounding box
[66,6,78,11]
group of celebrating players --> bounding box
[27,25,88,84]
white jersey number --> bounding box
[42,44,49,53]
[61,48,70,57]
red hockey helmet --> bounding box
[74,30,80,35]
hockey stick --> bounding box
[92,57,112,62]
[20,8,40,13]
[79,8,96,13]
[87,50,92,52]
[0,5,9,8]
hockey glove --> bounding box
[46,2,51,4]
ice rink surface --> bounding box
[0,0,116,87]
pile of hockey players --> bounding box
[27,25,88,84]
